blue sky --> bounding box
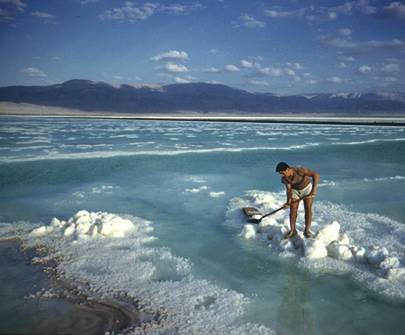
[0,0,404,94]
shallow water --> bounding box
[0,240,126,335]
[1,117,405,334]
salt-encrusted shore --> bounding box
[3,210,277,335]
[1,102,405,126]
[0,237,159,335]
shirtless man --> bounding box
[275,162,320,239]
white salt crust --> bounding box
[227,191,405,300]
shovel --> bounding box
[247,195,314,224]
[247,206,286,224]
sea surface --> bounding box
[1,117,405,334]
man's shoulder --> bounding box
[292,166,310,175]
[292,165,307,171]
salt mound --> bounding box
[30,210,136,240]
[304,239,328,259]
[226,190,405,300]
[316,221,340,244]
[30,225,55,237]
[240,224,257,239]
[327,241,353,260]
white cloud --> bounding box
[248,79,270,86]
[204,67,221,73]
[357,0,377,15]
[328,11,337,20]
[99,2,157,22]
[224,64,240,72]
[159,4,203,15]
[358,65,372,74]
[174,76,191,83]
[21,67,47,78]
[31,11,55,19]
[305,2,377,23]
[336,2,353,15]
[0,0,26,21]
[265,2,376,24]
[381,63,400,73]
[339,62,347,68]
[0,0,26,12]
[150,50,189,62]
[337,28,352,37]
[206,80,223,85]
[264,7,306,18]
[322,2,354,21]
[248,55,264,62]
[239,14,265,28]
[248,79,270,87]
[306,79,318,85]
[381,2,405,19]
[257,66,282,77]
[99,2,202,22]
[80,0,98,4]
[285,68,296,76]
[164,62,189,73]
[384,76,398,82]
[286,62,303,70]
[337,55,355,62]
[321,37,405,52]
[364,38,405,50]
[240,59,254,68]
[0,8,13,21]
[327,76,343,84]
[159,4,188,14]
[295,63,303,70]
[208,48,219,55]
[320,37,353,49]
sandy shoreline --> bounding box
[1,101,405,126]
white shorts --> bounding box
[292,183,312,200]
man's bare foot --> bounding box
[283,230,297,239]
[304,230,313,238]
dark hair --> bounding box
[275,162,289,172]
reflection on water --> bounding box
[277,265,314,335]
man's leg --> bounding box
[303,197,314,236]
[285,200,299,238]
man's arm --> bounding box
[305,168,320,197]
[283,183,293,208]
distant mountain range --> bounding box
[1,79,405,114]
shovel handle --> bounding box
[259,195,314,220]
[259,206,284,220]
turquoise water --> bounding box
[1,117,405,334]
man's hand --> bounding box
[282,201,290,209]
[306,193,316,199]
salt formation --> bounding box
[27,210,276,335]
[316,221,340,244]
[227,190,405,296]
[304,239,328,259]
[240,224,257,239]
[30,210,136,240]
[242,216,404,279]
